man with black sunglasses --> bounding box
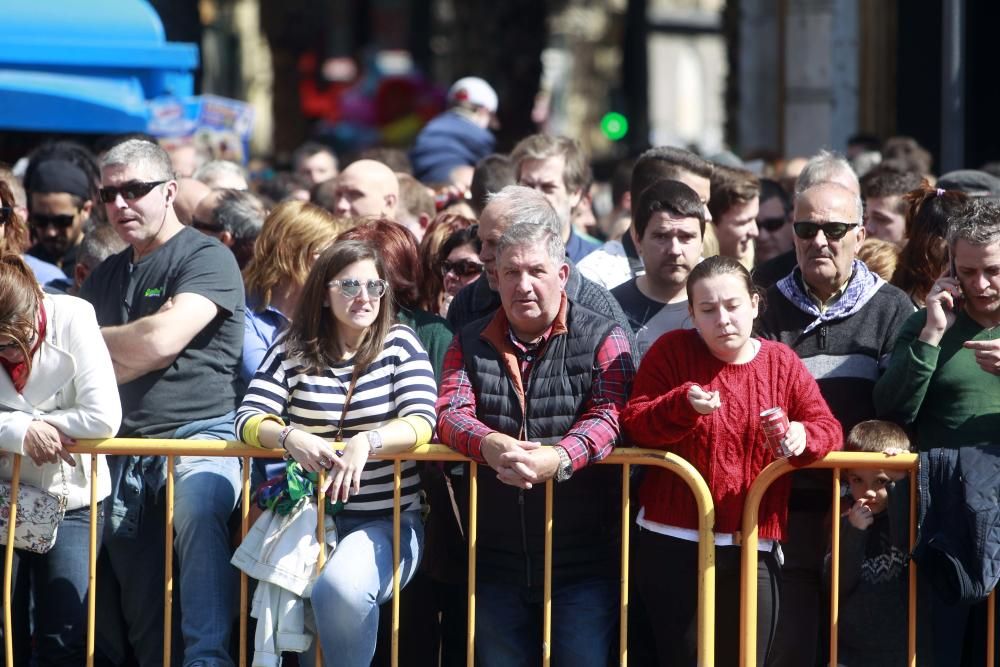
[755,181,914,667]
[80,139,245,667]
[24,157,95,280]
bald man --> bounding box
[332,159,399,219]
[174,178,213,226]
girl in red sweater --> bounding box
[622,256,841,666]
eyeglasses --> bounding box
[757,216,787,232]
[0,207,11,225]
[327,278,388,299]
[192,219,226,233]
[98,180,167,203]
[440,259,484,278]
[792,221,859,241]
[30,213,76,230]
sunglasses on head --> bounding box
[30,213,76,230]
[98,180,166,203]
[440,259,484,278]
[327,278,389,299]
[757,216,787,232]
[792,221,859,241]
[0,206,12,225]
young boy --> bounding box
[831,420,911,667]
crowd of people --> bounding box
[1,74,999,667]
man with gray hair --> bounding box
[192,188,267,268]
[753,150,861,289]
[437,217,635,665]
[874,197,1000,666]
[80,138,245,667]
[755,179,913,667]
[193,159,249,190]
[447,185,635,351]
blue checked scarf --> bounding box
[776,259,885,335]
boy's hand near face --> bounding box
[847,493,877,530]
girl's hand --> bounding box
[325,433,370,503]
[284,429,337,474]
[781,421,807,457]
[687,385,722,415]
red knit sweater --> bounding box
[622,328,842,541]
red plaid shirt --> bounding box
[436,303,635,473]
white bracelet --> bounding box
[366,430,383,455]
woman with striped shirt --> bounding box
[236,239,437,666]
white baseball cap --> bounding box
[448,77,498,114]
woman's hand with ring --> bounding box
[324,433,370,502]
[283,429,336,474]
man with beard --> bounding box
[24,157,95,280]
[610,179,703,361]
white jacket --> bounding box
[232,498,337,667]
[0,294,122,510]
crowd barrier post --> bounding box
[1,441,716,667]
[738,452,920,667]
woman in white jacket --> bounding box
[0,253,121,665]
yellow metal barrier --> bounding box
[1,441,716,667]
[739,452,924,667]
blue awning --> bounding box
[0,0,198,134]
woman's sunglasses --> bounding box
[440,259,484,278]
[792,221,859,241]
[327,278,389,299]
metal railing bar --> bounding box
[239,456,251,667]
[619,463,631,667]
[164,455,175,667]
[88,454,99,667]
[3,456,21,666]
[543,480,554,667]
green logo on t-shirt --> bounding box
[144,287,164,298]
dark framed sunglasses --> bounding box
[30,213,76,230]
[327,278,389,299]
[440,259,484,278]
[98,180,167,203]
[757,216,787,232]
[192,219,226,234]
[0,206,12,225]
[792,221,859,241]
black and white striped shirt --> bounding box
[236,324,438,513]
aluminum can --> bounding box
[760,407,790,458]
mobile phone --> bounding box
[948,247,965,312]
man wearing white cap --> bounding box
[410,76,498,185]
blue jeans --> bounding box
[475,576,618,667]
[99,414,241,667]
[3,503,102,666]
[310,510,424,667]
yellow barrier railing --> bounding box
[739,452,997,667]
[1,441,716,667]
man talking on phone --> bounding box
[875,197,1000,665]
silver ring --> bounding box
[319,457,330,468]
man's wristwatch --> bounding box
[554,447,573,482]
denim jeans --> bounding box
[98,413,241,667]
[474,576,618,667]
[310,510,424,667]
[3,503,102,666]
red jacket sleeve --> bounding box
[621,336,703,448]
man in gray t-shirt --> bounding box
[80,140,244,667]
[610,179,705,361]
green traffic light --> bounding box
[601,112,629,141]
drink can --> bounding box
[760,407,790,458]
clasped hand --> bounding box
[481,432,560,490]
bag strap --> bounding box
[334,372,360,442]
